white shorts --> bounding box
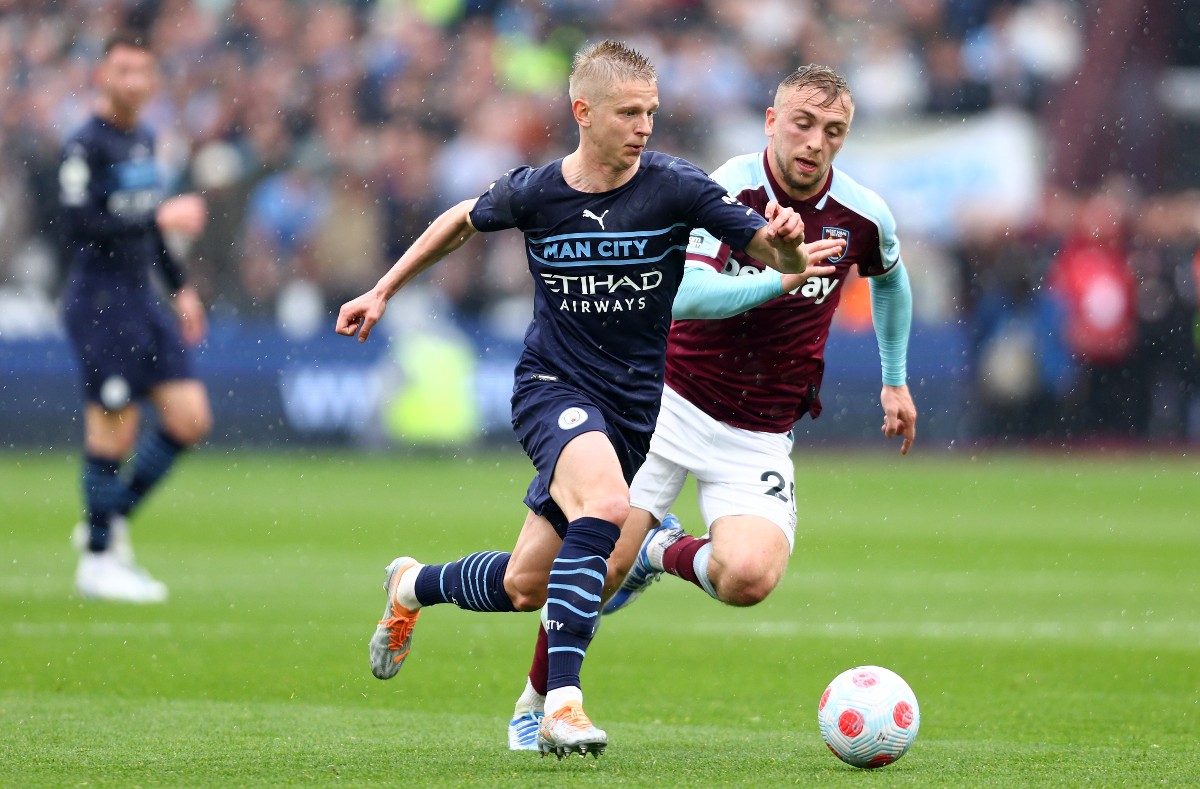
[630,384,797,550]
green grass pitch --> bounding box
[2,448,1197,786]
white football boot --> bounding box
[537,703,607,759]
[368,557,422,679]
[75,552,168,604]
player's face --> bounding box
[765,87,853,200]
[98,45,157,119]
[590,80,658,171]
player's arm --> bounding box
[868,261,916,454]
[672,262,785,320]
[743,201,843,276]
[151,226,207,346]
[336,198,479,343]
[152,194,209,345]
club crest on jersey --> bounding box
[822,227,849,263]
[558,407,588,430]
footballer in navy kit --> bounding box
[338,40,844,759]
[472,151,770,516]
[61,31,211,604]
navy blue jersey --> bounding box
[59,116,192,405]
[59,116,178,289]
[469,151,766,432]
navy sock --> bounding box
[83,455,123,552]
[545,517,620,692]
[118,428,185,515]
[413,551,517,612]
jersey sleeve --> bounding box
[868,260,912,385]
[685,227,728,268]
[672,261,784,320]
[468,166,531,232]
[675,158,765,252]
[58,138,155,243]
[859,193,902,278]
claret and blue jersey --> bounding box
[469,151,766,433]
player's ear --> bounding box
[572,97,591,127]
[764,106,777,138]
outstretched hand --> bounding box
[762,200,845,277]
[336,290,388,343]
[881,384,917,455]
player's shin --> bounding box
[544,517,619,706]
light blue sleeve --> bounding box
[868,261,912,386]
[672,263,785,320]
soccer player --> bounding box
[61,31,211,603]
[336,41,845,759]
[505,64,916,750]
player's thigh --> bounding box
[84,402,140,458]
[505,509,563,610]
[549,430,629,525]
[692,424,797,552]
[708,514,792,591]
[628,441,696,522]
[148,378,212,445]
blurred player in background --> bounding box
[505,64,915,750]
[337,41,844,759]
[61,31,211,603]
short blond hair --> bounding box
[568,40,656,103]
[774,64,853,110]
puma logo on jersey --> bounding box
[582,209,609,229]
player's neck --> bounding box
[96,97,139,131]
[561,150,639,193]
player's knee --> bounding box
[583,494,629,530]
[166,408,212,446]
[718,563,782,607]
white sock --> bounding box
[545,686,583,718]
[646,529,672,571]
[514,678,546,716]
[394,562,423,610]
[645,516,687,571]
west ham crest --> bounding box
[822,227,849,263]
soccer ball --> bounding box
[817,665,920,769]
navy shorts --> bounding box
[63,281,193,409]
[511,371,651,538]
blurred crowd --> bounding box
[1,0,1198,443]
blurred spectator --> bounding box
[1046,183,1141,440]
[0,0,1199,447]
[1127,192,1200,441]
[955,220,1070,441]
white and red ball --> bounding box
[817,665,920,769]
